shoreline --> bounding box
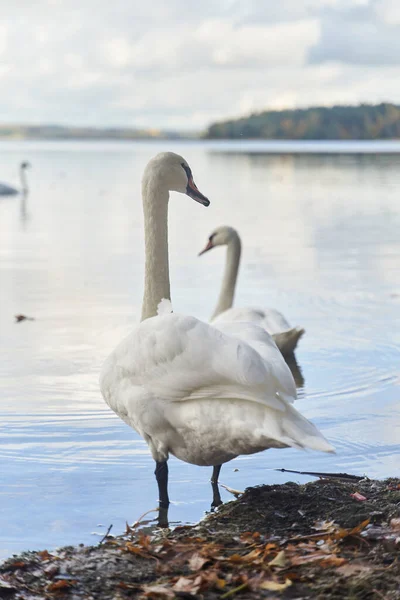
[1,477,399,599]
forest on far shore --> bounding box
[204,103,400,140]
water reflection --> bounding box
[0,140,399,559]
[19,190,28,222]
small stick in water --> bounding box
[275,468,367,482]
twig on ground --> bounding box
[219,483,244,497]
[129,508,159,532]
[220,582,248,599]
[99,524,113,545]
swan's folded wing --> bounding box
[212,307,265,325]
[101,313,295,412]
[212,306,293,337]
[211,320,296,404]
[259,308,292,335]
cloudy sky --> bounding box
[1,0,400,130]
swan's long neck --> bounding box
[211,233,241,320]
[20,167,28,194]
[141,178,170,321]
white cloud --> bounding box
[0,0,398,129]
[201,19,319,67]
[102,38,133,68]
[309,0,400,65]
[0,24,8,56]
[374,0,400,26]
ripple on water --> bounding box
[0,411,149,466]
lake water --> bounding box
[0,140,399,559]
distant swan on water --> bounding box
[199,226,305,357]
[0,162,31,196]
[100,153,334,526]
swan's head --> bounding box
[143,152,209,206]
[199,225,239,255]
[20,162,31,170]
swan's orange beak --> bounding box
[186,176,210,206]
[198,239,214,256]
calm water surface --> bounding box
[0,140,399,558]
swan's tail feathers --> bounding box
[281,404,335,454]
[273,327,305,357]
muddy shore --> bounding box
[1,478,399,599]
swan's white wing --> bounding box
[258,308,292,335]
[211,320,296,404]
[212,306,292,335]
[100,313,333,465]
[212,307,265,326]
[211,306,304,356]
[101,313,286,412]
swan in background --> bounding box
[100,153,333,526]
[0,162,31,196]
[199,226,305,357]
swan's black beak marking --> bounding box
[186,176,210,206]
[181,162,210,206]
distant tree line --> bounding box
[0,125,185,141]
[204,103,400,140]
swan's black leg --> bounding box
[211,464,223,509]
[155,461,170,527]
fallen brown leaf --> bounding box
[337,563,373,577]
[334,518,370,540]
[47,579,76,591]
[319,556,347,567]
[124,541,155,560]
[216,577,226,589]
[390,518,400,531]
[261,578,292,591]
[268,550,287,568]
[6,561,26,570]
[312,520,336,531]
[188,552,209,571]
[117,581,137,590]
[348,518,370,535]
[225,548,263,564]
[38,550,53,561]
[142,584,175,598]
[173,576,200,593]
[291,553,343,566]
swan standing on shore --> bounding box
[199,226,305,356]
[100,153,333,526]
[0,162,30,196]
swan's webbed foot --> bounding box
[210,464,223,510]
[155,461,170,527]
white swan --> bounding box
[100,153,333,526]
[199,226,305,356]
[0,162,30,196]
